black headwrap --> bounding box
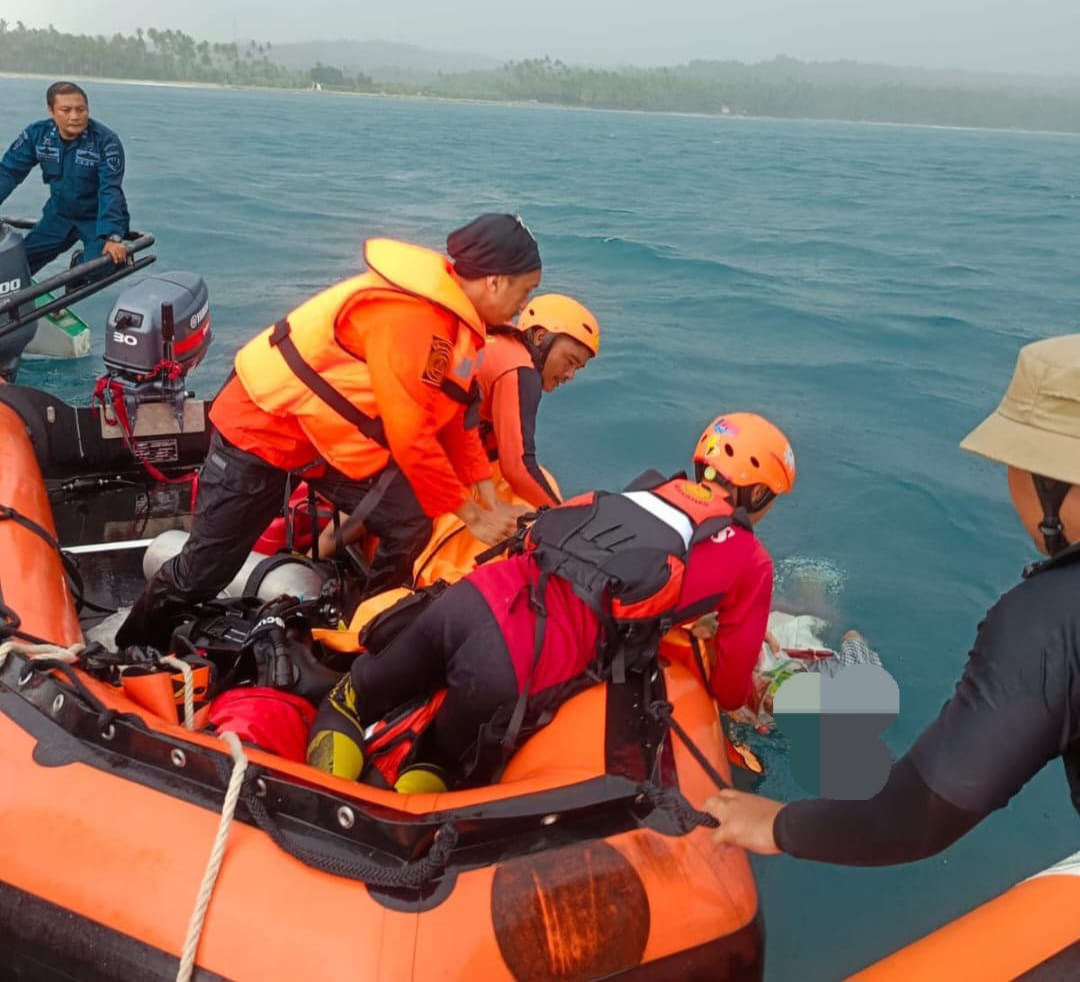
[446,213,541,279]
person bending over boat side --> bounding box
[314,292,602,566]
[306,412,797,791]
[115,214,541,652]
[707,334,1080,865]
[0,82,129,274]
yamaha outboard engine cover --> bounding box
[105,272,210,379]
[0,224,35,381]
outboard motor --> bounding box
[0,224,35,381]
[102,271,211,427]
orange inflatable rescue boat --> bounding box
[846,849,1080,982]
[0,397,764,980]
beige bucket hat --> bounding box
[960,333,1080,485]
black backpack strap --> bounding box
[307,481,321,561]
[605,617,629,685]
[605,619,668,686]
[282,470,295,553]
[621,469,670,492]
[473,508,542,565]
[731,506,754,531]
[243,551,310,597]
[689,633,710,687]
[689,514,734,546]
[358,580,450,653]
[688,506,755,547]
[473,532,517,566]
[499,570,551,769]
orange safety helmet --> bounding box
[517,293,601,357]
[693,413,796,511]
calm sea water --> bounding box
[3,77,1079,981]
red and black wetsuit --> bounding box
[347,513,774,779]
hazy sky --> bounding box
[5,0,1079,76]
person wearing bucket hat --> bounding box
[704,333,1080,865]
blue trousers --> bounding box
[22,205,112,279]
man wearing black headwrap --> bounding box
[311,213,544,591]
[446,213,542,280]
[116,215,542,651]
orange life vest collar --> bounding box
[363,239,487,343]
[648,478,741,533]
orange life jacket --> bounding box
[234,238,486,479]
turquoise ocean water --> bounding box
[2,77,1078,980]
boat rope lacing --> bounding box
[644,699,727,831]
[8,640,462,889]
[176,731,248,982]
[160,654,196,730]
[0,639,84,671]
[635,782,720,832]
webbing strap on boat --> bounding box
[0,502,64,553]
[0,501,109,627]
[648,699,731,797]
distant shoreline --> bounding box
[2,71,1077,139]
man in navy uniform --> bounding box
[0,81,130,274]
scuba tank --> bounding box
[142,529,329,602]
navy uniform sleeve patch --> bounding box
[421,336,453,388]
[106,152,122,172]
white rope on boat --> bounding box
[176,731,248,982]
[0,640,84,671]
[0,641,247,980]
[160,655,196,730]
[2,642,198,730]
[0,641,246,979]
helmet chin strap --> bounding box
[736,485,775,514]
[697,463,774,514]
[522,327,554,371]
[1033,474,1072,556]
